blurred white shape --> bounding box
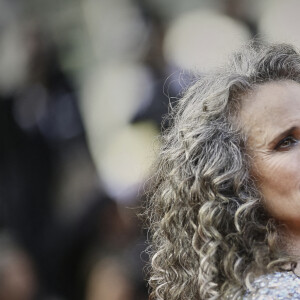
[163,10,250,71]
[80,62,154,147]
[98,123,159,203]
[259,0,300,47]
[80,62,157,202]
[83,0,149,62]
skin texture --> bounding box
[239,80,300,235]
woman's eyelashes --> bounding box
[275,135,299,151]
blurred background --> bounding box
[0,0,299,299]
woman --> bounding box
[144,42,300,299]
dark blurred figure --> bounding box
[58,193,148,300]
[0,22,99,298]
[0,19,149,299]
[130,5,185,131]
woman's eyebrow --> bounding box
[268,126,297,147]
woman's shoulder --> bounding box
[243,271,300,299]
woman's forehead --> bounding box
[239,80,300,147]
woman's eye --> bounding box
[275,136,298,151]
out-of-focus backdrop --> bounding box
[0,0,299,299]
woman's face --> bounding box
[239,80,300,231]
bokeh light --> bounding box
[163,10,251,71]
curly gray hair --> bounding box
[144,42,300,299]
